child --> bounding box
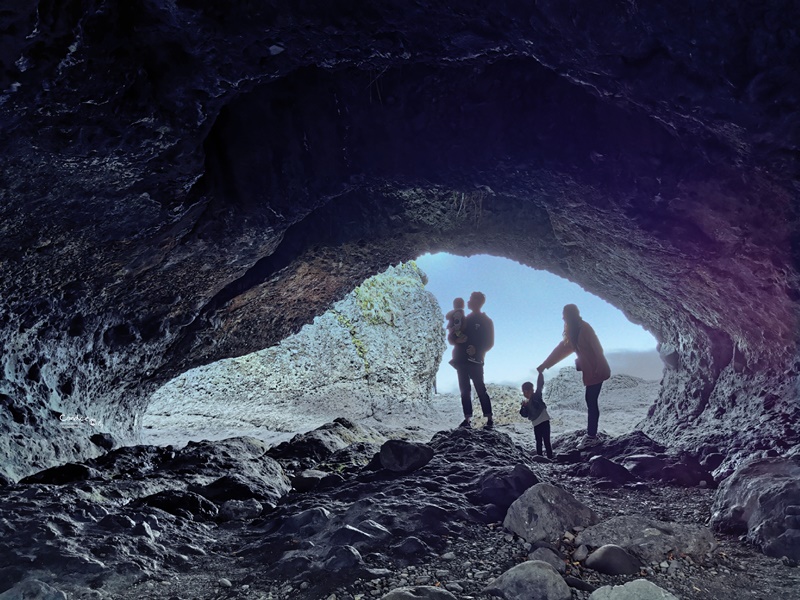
[445,297,468,367]
[521,373,553,459]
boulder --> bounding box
[472,463,539,513]
[589,579,679,600]
[379,440,434,473]
[19,463,102,485]
[292,469,330,492]
[575,515,716,563]
[504,483,600,543]
[380,587,458,600]
[710,455,800,560]
[483,560,571,600]
[588,456,636,484]
[528,547,566,573]
[219,499,263,521]
[584,544,642,575]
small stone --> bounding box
[219,578,233,588]
[573,544,589,562]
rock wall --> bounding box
[143,262,445,446]
[1,3,799,479]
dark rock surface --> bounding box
[1,421,798,599]
[1,2,799,483]
[710,454,800,561]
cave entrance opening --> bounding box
[416,252,661,436]
[142,253,661,448]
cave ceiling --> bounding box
[0,1,798,479]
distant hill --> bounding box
[543,368,660,434]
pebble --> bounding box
[219,578,232,588]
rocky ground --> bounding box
[112,434,800,600]
[1,374,795,600]
[3,413,798,600]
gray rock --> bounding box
[393,536,431,556]
[99,513,136,530]
[528,546,566,573]
[710,455,800,560]
[589,578,679,599]
[219,498,263,521]
[585,544,642,575]
[504,483,600,543]
[575,515,716,563]
[379,440,434,473]
[292,469,329,492]
[621,455,668,480]
[141,489,219,521]
[484,560,571,600]
[278,506,333,534]
[380,586,458,600]
[0,579,68,600]
[324,545,363,571]
[588,456,636,484]
[474,463,539,511]
[19,463,102,485]
[357,519,392,540]
[330,524,376,546]
[573,544,590,562]
[132,520,155,540]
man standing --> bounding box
[452,291,495,429]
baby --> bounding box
[446,297,468,368]
[445,297,468,345]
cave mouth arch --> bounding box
[142,253,660,448]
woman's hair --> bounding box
[562,304,583,347]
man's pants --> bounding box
[585,382,603,437]
[457,362,492,418]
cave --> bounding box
[1,2,799,487]
[3,4,800,597]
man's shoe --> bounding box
[458,419,471,428]
[484,419,494,430]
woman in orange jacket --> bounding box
[537,304,611,444]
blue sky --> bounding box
[415,253,662,393]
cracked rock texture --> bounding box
[1,2,799,480]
